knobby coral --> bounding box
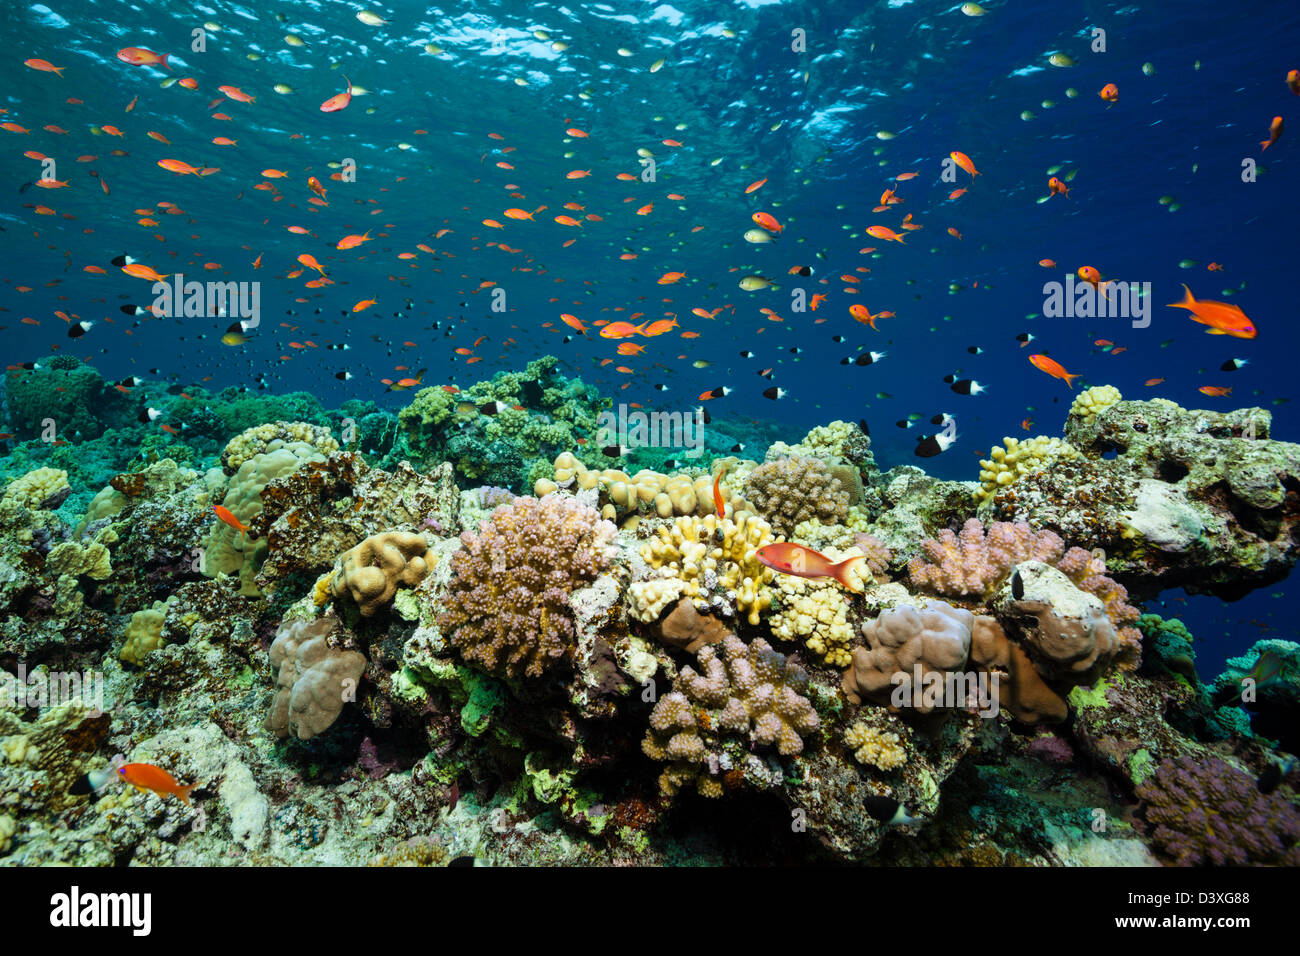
[437,495,617,679]
[642,635,819,797]
[1136,756,1300,865]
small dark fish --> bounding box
[762,386,786,400]
[447,856,476,867]
[1011,570,1024,600]
[862,795,923,827]
[950,379,986,396]
[914,433,955,458]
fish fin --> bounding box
[1206,328,1226,335]
[159,52,171,71]
[174,784,196,806]
[1064,372,1079,389]
[1167,283,1196,310]
[832,556,867,594]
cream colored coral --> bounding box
[120,597,178,666]
[2,468,68,509]
[221,422,338,472]
[844,722,907,770]
[974,435,1079,504]
[1070,384,1122,424]
[327,531,434,616]
[640,512,776,625]
[627,572,688,623]
[768,420,859,462]
[769,555,863,667]
[541,451,736,524]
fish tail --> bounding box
[1063,372,1079,389]
[175,784,196,806]
[1168,283,1196,309]
[159,52,171,71]
[1260,139,1271,151]
[832,555,867,594]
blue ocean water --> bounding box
[2,0,1297,677]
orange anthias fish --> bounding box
[752,212,782,233]
[307,176,327,200]
[1261,115,1283,151]
[1099,83,1119,103]
[1166,284,1257,339]
[297,253,327,277]
[320,76,353,112]
[599,321,644,339]
[217,84,254,103]
[1289,70,1300,96]
[157,158,201,175]
[336,231,371,250]
[1199,386,1232,397]
[213,504,249,541]
[713,463,727,518]
[121,263,169,282]
[24,58,64,75]
[849,303,883,329]
[119,763,196,804]
[1029,354,1081,389]
[865,225,906,244]
[116,47,170,69]
[1048,177,1070,197]
[949,151,979,178]
[755,543,867,594]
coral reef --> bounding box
[1136,756,1300,865]
[641,635,820,797]
[326,531,434,617]
[436,495,617,679]
[265,616,367,741]
[743,455,850,536]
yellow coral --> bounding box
[119,598,178,666]
[1070,384,1122,424]
[2,467,68,509]
[974,435,1079,504]
[540,451,730,525]
[328,531,434,616]
[769,558,863,667]
[844,722,907,770]
[640,513,776,625]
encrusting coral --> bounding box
[2,467,70,510]
[220,422,338,474]
[844,722,907,770]
[1069,385,1122,424]
[642,635,819,798]
[437,495,617,679]
[842,601,974,712]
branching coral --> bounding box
[437,495,617,679]
[974,436,1079,505]
[1069,385,1122,424]
[1136,756,1300,865]
[743,456,849,537]
[639,512,776,625]
[769,562,858,667]
[642,635,819,797]
[844,722,907,770]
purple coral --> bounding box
[908,518,1141,660]
[438,495,617,679]
[853,533,893,576]
[1136,756,1300,866]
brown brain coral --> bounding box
[743,456,849,537]
[437,495,617,679]
[327,531,434,616]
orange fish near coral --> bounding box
[118,763,196,805]
[1029,354,1081,389]
[1166,284,1256,339]
[713,463,727,518]
[755,543,867,594]
[213,505,249,541]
